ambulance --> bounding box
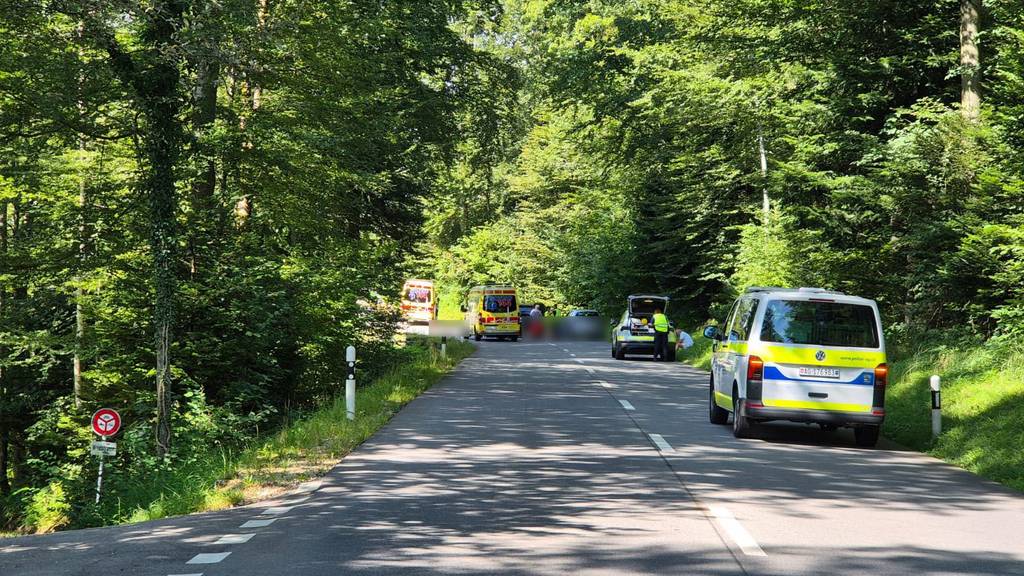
[401,279,437,324]
[703,287,887,447]
[463,285,520,341]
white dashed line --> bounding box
[598,380,613,389]
[168,573,204,576]
[710,506,767,557]
[585,367,595,374]
[241,518,276,528]
[187,552,231,565]
[262,506,293,516]
[570,353,576,357]
[619,400,635,411]
[214,534,256,545]
[648,433,675,453]
[574,358,585,364]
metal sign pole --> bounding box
[95,435,105,504]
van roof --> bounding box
[744,287,876,305]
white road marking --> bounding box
[241,518,276,528]
[599,380,613,389]
[709,506,767,557]
[262,506,293,516]
[619,400,635,411]
[648,433,675,453]
[214,534,256,545]
[585,367,595,374]
[574,358,585,364]
[570,353,577,357]
[168,573,204,576]
[187,553,231,565]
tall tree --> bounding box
[962,0,982,122]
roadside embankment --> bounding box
[2,336,474,535]
[677,329,1024,492]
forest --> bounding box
[2,0,1023,532]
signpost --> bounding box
[91,408,121,504]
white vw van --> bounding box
[702,287,887,446]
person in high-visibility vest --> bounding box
[652,308,670,361]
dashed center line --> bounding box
[619,399,635,411]
[168,573,204,576]
[648,433,675,453]
[241,518,276,528]
[598,380,613,389]
[187,552,231,565]
[214,534,256,545]
[710,506,767,557]
[262,506,293,516]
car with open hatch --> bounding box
[703,287,888,446]
[611,295,678,361]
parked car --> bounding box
[703,286,888,446]
[611,295,677,360]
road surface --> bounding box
[3,340,1024,575]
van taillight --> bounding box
[874,363,888,387]
[747,356,764,382]
[873,363,888,410]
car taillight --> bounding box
[874,363,888,387]
[747,356,764,382]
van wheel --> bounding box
[732,386,755,439]
[615,345,626,360]
[474,332,482,342]
[510,336,518,342]
[854,425,880,447]
[709,377,729,425]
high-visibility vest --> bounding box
[653,313,669,333]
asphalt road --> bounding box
[3,340,1024,575]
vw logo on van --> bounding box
[815,350,826,362]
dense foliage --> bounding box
[0,0,504,531]
[426,0,1024,340]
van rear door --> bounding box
[758,299,883,413]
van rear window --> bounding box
[760,300,879,348]
[484,295,517,313]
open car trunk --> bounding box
[628,296,669,319]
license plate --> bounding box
[799,367,840,379]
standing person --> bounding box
[529,304,544,338]
[652,307,670,361]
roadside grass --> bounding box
[115,336,474,525]
[676,327,1024,493]
[884,339,1024,492]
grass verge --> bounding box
[677,326,1024,492]
[114,336,475,525]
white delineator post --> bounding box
[930,374,942,439]
[441,336,447,360]
[346,345,356,421]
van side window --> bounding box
[728,298,759,342]
[722,301,740,341]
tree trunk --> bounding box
[0,426,9,495]
[74,20,89,408]
[960,0,981,122]
[147,81,182,459]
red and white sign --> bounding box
[91,409,122,438]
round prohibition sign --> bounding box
[91,409,122,437]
